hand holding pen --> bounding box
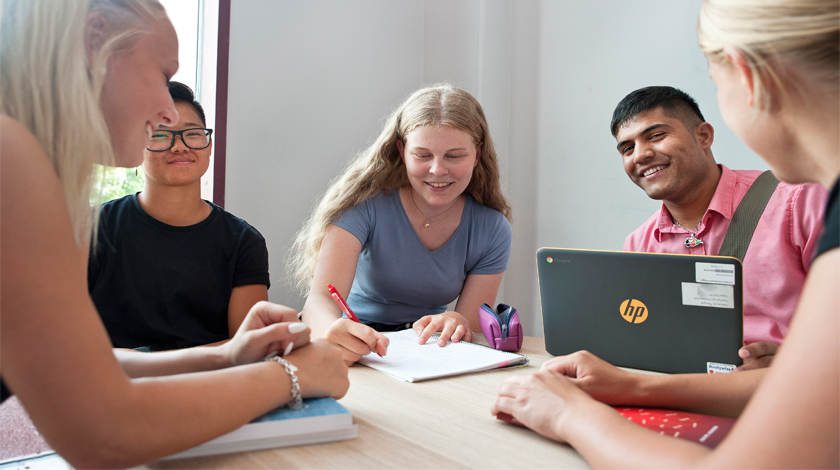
[327,284,388,359]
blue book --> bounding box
[165,398,357,460]
[0,452,69,470]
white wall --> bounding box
[225,0,766,337]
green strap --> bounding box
[718,170,780,262]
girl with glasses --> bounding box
[88,81,272,352]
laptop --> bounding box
[537,248,743,374]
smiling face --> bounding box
[398,125,480,211]
[99,16,179,168]
[615,107,719,205]
[141,101,211,188]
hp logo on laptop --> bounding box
[620,299,648,324]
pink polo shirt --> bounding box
[624,165,827,345]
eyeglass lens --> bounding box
[148,129,211,151]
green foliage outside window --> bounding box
[90,165,144,205]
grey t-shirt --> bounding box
[333,190,512,324]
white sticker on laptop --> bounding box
[681,282,735,309]
[707,362,736,373]
[695,262,736,285]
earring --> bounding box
[135,168,138,176]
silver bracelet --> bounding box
[264,356,303,410]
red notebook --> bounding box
[614,407,735,448]
[498,407,735,448]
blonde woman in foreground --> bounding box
[492,0,839,467]
[0,0,348,467]
[292,84,512,364]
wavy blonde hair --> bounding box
[0,0,166,244]
[289,84,512,293]
[698,0,840,110]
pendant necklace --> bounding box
[672,218,704,248]
[408,189,458,228]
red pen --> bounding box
[328,284,382,357]
[327,284,360,322]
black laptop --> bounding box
[537,248,744,374]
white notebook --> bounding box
[358,329,529,382]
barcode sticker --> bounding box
[682,283,735,309]
[695,262,736,285]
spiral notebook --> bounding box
[358,329,529,382]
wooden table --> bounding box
[146,337,589,469]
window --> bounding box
[92,0,219,204]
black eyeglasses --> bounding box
[146,128,213,152]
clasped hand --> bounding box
[222,301,349,398]
[222,301,310,365]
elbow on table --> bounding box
[44,397,189,467]
[55,432,170,469]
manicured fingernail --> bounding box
[739,349,750,358]
[283,343,294,356]
[264,351,279,360]
[288,323,308,334]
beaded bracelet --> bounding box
[264,356,303,410]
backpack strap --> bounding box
[718,170,780,261]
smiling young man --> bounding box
[88,81,271,351]
[613,86,826,370]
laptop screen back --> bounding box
[537,248,743,374]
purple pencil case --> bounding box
[478,303,523,352]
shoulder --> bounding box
[210,202,267,242]
[336,190,393,221]
[1,116,49,168]
[726,167,826,202]
[1,115,33,138]
[0,116,62,197]
[361,190,395,209]
[729,167,764,182]
[1,114,79,260]
[97,194,135,215]
[774,180,828,203]
[466,197,511,236]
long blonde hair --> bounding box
[0,0,166,244]
[698,0,840,110]
[290,84,512,293]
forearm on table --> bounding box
[42,361,290,468]
[454,272,505,333]
[115,345,231,378]
[629,369,765,417]
[452,306,481,332]
[562,399,711,469]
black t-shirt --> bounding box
[817,178,840,257]
[88,194,270,350]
